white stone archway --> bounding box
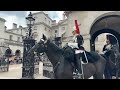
[89,11,120,51]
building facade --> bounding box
[32,12,53,41]
[0,11,66,56]
[1,11,118,56]
[63,11,120,52]
[0,21,27,56]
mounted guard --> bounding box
[71,20,83,78]
[102,34,120,79]
[64,20,88,78]
[33,31,106,79]
[64,20,100,79]
[103,34,119,57]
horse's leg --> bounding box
[118,71,120,78]
[56,61,74,79]
[104,61,112,79]
[116,58,120,79]
[104,67,112,79]
[116,60,120,79]
[93,73,104,79]
[116,69,119,79]
[94,56,106,79]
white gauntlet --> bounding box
[106,45,111,50]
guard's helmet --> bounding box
[76,34,84,46]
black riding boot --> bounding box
[75,53,83,78]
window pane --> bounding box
[55,30,57,33]
[9,35,13,40]
[17,37,20,42]
[45,27,47,31]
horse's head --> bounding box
[36,34,50,53]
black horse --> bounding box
[30,34,106,79]
[103,44,120,79]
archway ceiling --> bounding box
[90,16,120,36]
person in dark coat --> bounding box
[67,20,91,78]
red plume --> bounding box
[75,20,80,34]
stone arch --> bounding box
[90,12,120,51]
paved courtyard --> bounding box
[0,62,118,79]
[0,62,49,79]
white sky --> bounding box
[0,11,64,29]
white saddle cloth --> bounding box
[75,50,84,54]
[68,42,84,54]
[68,43,79,49]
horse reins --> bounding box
[42,38,61,77]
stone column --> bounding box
[39,61,43,76]
[83,34,91,52]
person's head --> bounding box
[75,35,84,46]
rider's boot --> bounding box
[75,53,83,79]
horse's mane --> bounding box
[47,39,63,54]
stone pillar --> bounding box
[39,62,43,76]
[83,34,91,52]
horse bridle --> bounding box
[40,38,61,75]
[40,38,48,52]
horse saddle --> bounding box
[63,45,100,63]
[100,54,109,61]
[81,51,100,63]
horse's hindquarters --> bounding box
[93,55,106,79]
[83,63,96,79]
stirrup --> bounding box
[81,61,88,64]
[77,73,83,79]
[77,72,83,76]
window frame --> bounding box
[55,30,57,33]
[17,37,20,42]
[9,35,13,41]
